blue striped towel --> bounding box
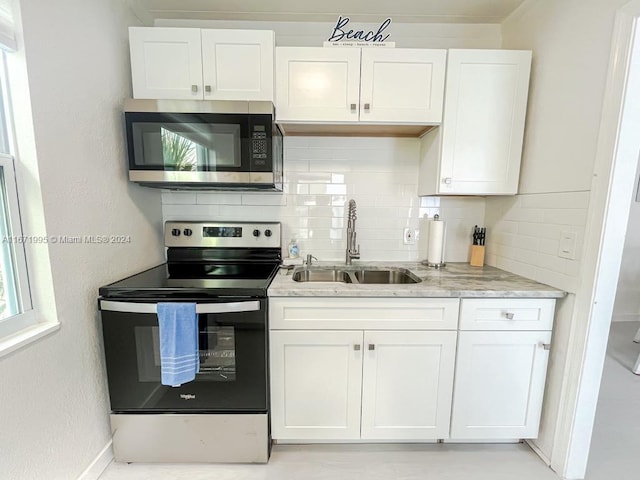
[157,303,199,387]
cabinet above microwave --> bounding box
[129,27,274,102]
[123,99,283,191]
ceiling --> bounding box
[132,0,528,24]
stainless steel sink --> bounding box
[291,267,421,284]
[292,268,353,283]
[353,268,421,284]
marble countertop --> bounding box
[268,262,566,298]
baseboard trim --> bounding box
[526,439,552,466]
[77,440,113,480]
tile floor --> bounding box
[585,320,640,479]
[98,322,640,480]
[99,443,558,480]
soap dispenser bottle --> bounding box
[288,239,299,259]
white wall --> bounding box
[162,137,486,263]
[0,1,164,479]
[491,0,628,474]
[612,181,640,321]
[155,18,502,49]
[502,0,625,194]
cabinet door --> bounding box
[201,30,274,101]
[275,47,361,122]
[129,27,203,100]
[361,331,456,440]
[439,49,532,195]
[270,330,363,440]
[360,49,446,123]
[450,330,551,439]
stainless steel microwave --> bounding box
[124,99,283,191]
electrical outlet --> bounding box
[403,228,416,245]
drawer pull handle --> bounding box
[368,344,375,351]
[504,312,515,320]
[191,84,198,93]
[354,344,361,351]
[350,103,357,111]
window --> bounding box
[0,51,33,339]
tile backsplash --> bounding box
[162,136,486,263]
[484,192,590,294]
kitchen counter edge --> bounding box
[267,262,566,298]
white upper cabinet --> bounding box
[129,27,203,100]
[275,47,446,125]
[359,48,446,123]
[418,49,532,195]
[200,30,274,101]
[129,27,274,101]
[275,47,361,122]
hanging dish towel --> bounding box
[157,303,199,387]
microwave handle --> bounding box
[99,300,260,315]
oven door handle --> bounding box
[99,300,261,314]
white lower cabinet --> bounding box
[269,296,556,443]
[269,328,457,441]
[360,330,456,440]
[269,330,363,440]
[450,298,555,440]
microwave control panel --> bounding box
[251,125,269,168]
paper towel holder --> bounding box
[420,214,446,269]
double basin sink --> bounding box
[292,266,422,284]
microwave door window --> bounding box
[132,122,242,170]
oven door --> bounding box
[100,298,267,413]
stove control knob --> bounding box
[253,229,261,237]
[264,229,272,237]
[171,228,181,237]
[183,228,193,237]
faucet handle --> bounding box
[305,254,318,266]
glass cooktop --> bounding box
[98,261,280,299]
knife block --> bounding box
[470,245,485,267]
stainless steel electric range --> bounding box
[98,221,281,464]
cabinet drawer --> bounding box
[459,298,555,331]
[269,297,460,330]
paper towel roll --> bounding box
[427,217,446,265]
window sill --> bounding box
[0,321,60,358]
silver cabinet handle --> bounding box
[350,103,357,111]
[504,312,515,320]
[364,103,370,111]
[368,344,375,351]
[541,343,551,351]
[442,177,452,185]
[191,84,198,93]
[354,344,361,351]
[205,85,212,93]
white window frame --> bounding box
[0,47,58,356]
[0,152,33,338]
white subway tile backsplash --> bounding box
[485,192,589,293]
[241,194,287,206]
[163,204,220,220]
[161,137,486,262]
[196,193,242,205]
[543,209,588,226]
[161,192,197,204]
